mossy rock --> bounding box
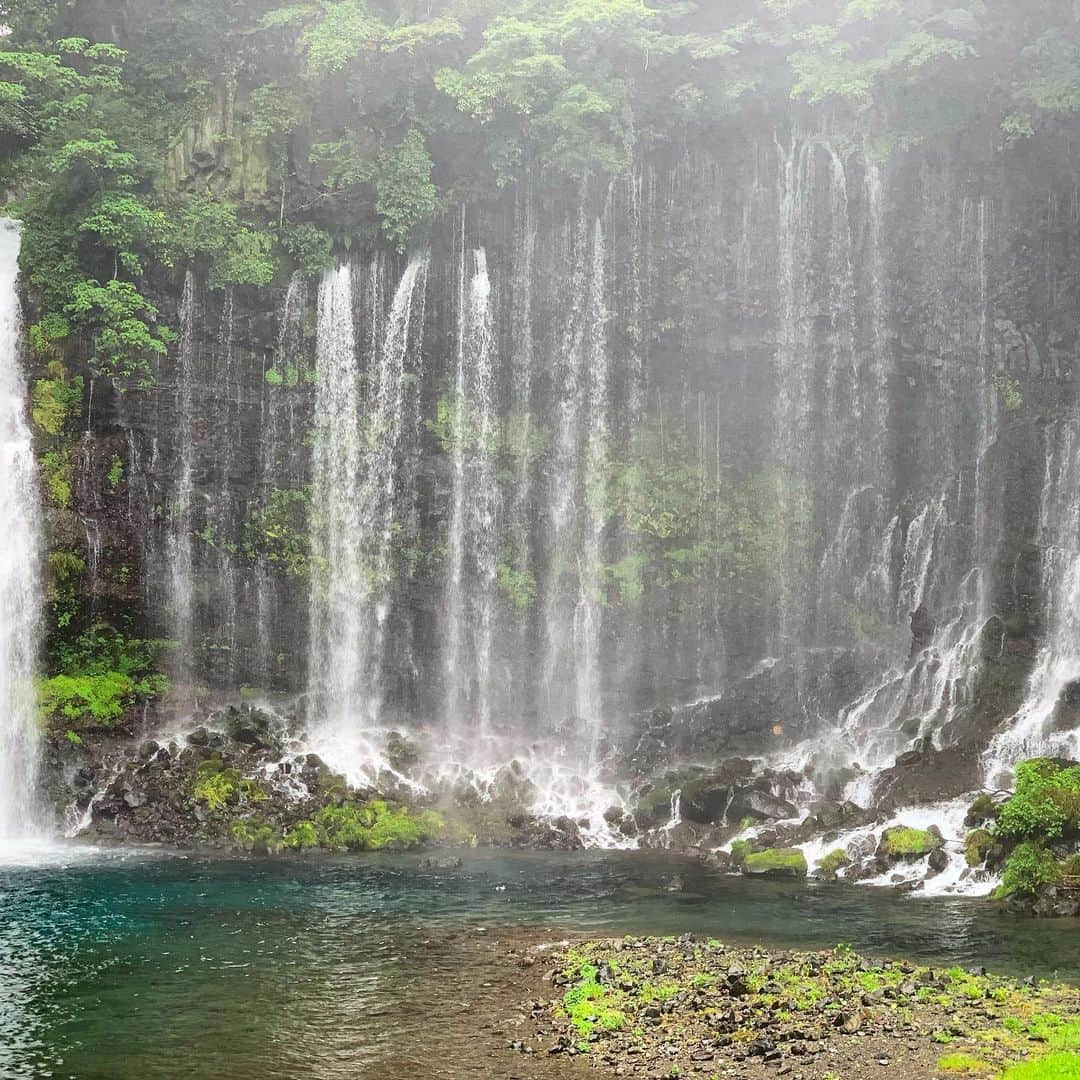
[965,828,995,867]
[815,848,851,879]
[878,825,944,861]
[965,793,1000,827]
[743,848,807,879]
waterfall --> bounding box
[987,418,1080,772]
[0,219,43,843]
[309,262,364,745]
[541,208,591,723]
[445,247,499,737]
[255,271,307,687]
[773,138,816,648]
[574,219,611,758]
[309,254,429,780]
[166,270,198,689]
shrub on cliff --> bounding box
[996,759,1080,842]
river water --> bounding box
[0,848,1075,1079]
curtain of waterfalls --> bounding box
[987,418,1080,771]
[0,219,43,843]
[308,255,429,782]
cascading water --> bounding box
[308,254,429,783]
[166,271,198,692]
[0,219,43,845]
[987,418,1080,773]
[445,247,499,738]
[574,218,611,761]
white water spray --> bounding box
[0,219,43,845]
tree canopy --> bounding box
[1,0,1078,384]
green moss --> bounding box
[497,564,536,610]
[937,1052,993,1075]
[106,454,124,492]
[41,449,74,508]
[816,848,851,875]
[965,828,995,867]
[31,363,83,435]
[1001,1054,1080,1080]
[192,759,266,811]
[743,848,807,877]
[288,801,443,852]
[561,963,628,1039]
[880,826,944,858]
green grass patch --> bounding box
[1000,1053,1080,1080]
[937,1052,993,1075]
[562,963,628,1039]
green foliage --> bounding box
[231,818,282,853]
[561,962,628,1038]
[39,624,169,731]
[880,826,943,858]
[372,130,440,252]
[816,848,851,875]
[287,800,444,851]
[729,839,751,866]
[282,819,320,850]
[31,362,83,436]
[243,488,311,577]
[173,197,275,289]
[997,759,1080,842]
[301,0,383,77]
[245,83,304,139]
[106,454,124,492]
[38,671,137,727]
[281,221,333,275]
[65,279,175,387]
[46,548,85,630]
[27,314,70,361]
[995,842,1061,900]
[40,448,73,508]
[497,564,536,610]
[994,373,1024,412]
[192,758,266,811]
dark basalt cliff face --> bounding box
[45,126,1079,744]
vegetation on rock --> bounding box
[283,800,443,852]
[526,937,1080,1076]
[879,825,944,859]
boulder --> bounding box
[742,848,808,879]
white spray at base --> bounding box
[0,219,44,851]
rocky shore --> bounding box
[40,696,1080,920]
[502,936,1080,1079]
